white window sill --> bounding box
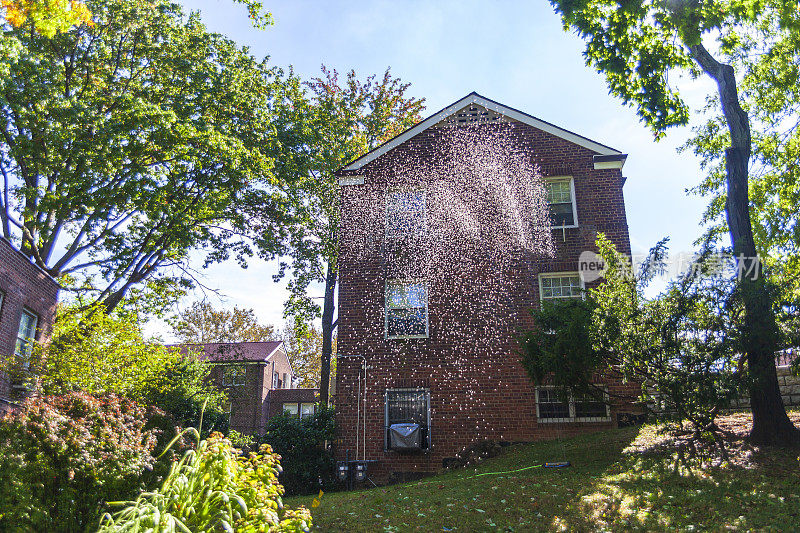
[386,334,429,340]
[539,417,611,423]
[575,416,612,423]
[550,225,578,230]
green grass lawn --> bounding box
[287,413,800,532]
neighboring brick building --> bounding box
[334,93,640,483]
[0,237,60,411]
[172,341,318,435]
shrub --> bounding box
[0,392,164,532]
[21,301,230,435]
[262,407,336,495]
[99,432,312,532]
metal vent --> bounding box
[437,104,508,127]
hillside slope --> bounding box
[288,412,800,532]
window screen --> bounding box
[546,180,575,227]
[386,282,428,338]
[574,391,608,419]
[386,190,426,238]
[300,403,315,419]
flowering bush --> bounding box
[0,392,164,532]
[99,432,312,532]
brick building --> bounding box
[334,93,640,483]
[172,341,318,435]
[0,237,60,411]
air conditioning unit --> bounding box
[388,423,422,450]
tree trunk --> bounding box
[319,260,337,407]
[690,43,800,445]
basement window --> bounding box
[386,190,426,239]
[385,388,430,451]
[386,281,428,339]
[546,177,578,228]
[283,403,299,417]
[536,386,610,423]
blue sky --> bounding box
[156,0,716,339]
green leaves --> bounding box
[273,66,425,325]
[99,433,313,532]
[0,0,299,310]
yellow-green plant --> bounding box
[98,430,312,532]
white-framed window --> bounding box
[223,401,233,424]
[283,373,289,389]
[283,403,299,417]
[385,388,431,450]
[14,309,38,362]
[386,189,426,239]
[546,177,578,228]
[0,290,5,316]
[222,365,246,387]
[386,281,428,339]
[535,387,572,422]
[272,371,279,389]
[536,386,610,423]
[538,272,584,301]
[300,403,315,419]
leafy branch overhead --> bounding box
[0,0,300,311]
[272,66,424,405]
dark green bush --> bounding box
[261,406,336,495]
[0,392,165,532]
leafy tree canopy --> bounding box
[522,235,748,449]
[169,300,278,344]
[551,0,800,444]
[280,322,332,388]
[18,298,229,433]
[682,4,800,299]
[273,66,425,404]
[0,0,299,311]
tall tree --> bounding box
[169,300,277,344]
[550,0,800,444]
[685,5,800,302]
[274,67,425,405]
[0,0,296,311]
[280,322,335,389]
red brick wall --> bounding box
[0,238,59,402]
[266,388,320,419]
[208,349,307,435]
[335,122,638,482]
[210,362,268,435]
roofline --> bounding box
[0,236,60,289]
[336,91,623,175]
[167,340,284,364]
[267,343,296,379]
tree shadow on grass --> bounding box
[557,425,800,532]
